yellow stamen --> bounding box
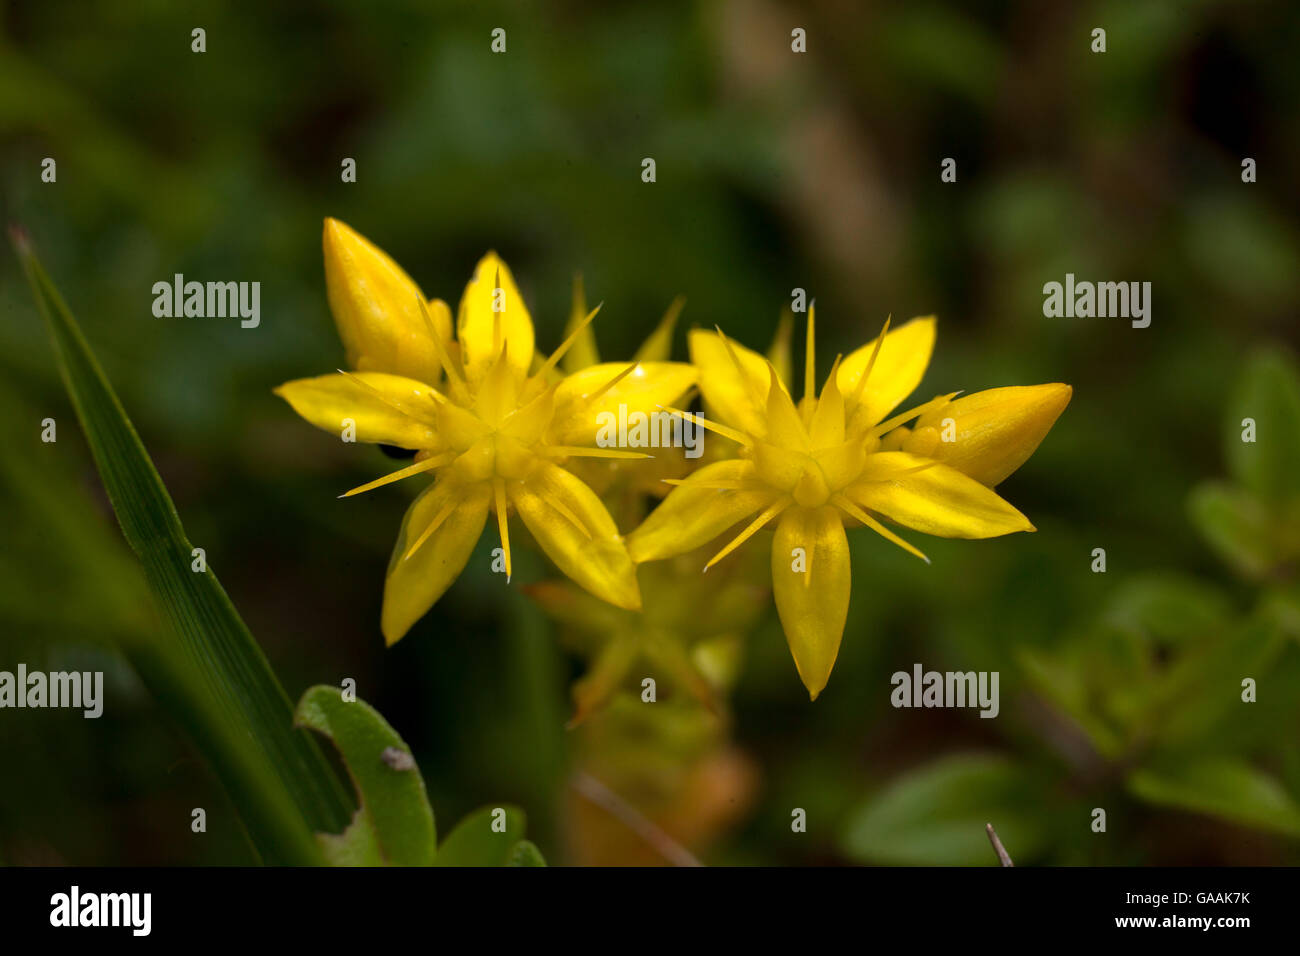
[417,297,465,387]
[493,478,512,583]
[832,494,930,564]
[402,496,459,561]
[804,301,816,411]
[546,446,652,460]
[336,369,441,426]
[492,265,503,356]
[867,392,961,439]
[661,478,753,490]
[549,495,592,540]
[656,405,751,446]
[849,315,892,408]
[535,304,602,381]
[703,497,788,572]
[574,362,640,411]
[338,453,454,498]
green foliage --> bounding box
[294,685,437,866]
[842,755,1052,866]
[16,234,351,864]
[296,685,545,867]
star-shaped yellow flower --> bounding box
[276,219,696,644]
[627,310,1071,699]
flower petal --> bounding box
[903,384,1072,486]
[323,218,447,383]
[274,372,439,448]
[509,462,641,610]
[553,361,698,445]
[626,460,776,563]
[846,452,1034,538]
[381,480,490,645]
[457,252,535,383]
[837,316,936,428]
[688,329,785,436]
[771,506,851,700]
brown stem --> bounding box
[986,823,1014,867]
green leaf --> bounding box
[1188,482,1278,579]
[841,754,1052,866]
[1227,348,1300,502]
[505,840,547,867]
[1129,758,1300,838]
[1103,574,1231,645]
[294,685,437,866]
[435,806,529,866]
[14,233,351,864]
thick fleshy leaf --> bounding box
[382,480,490,644]
[294,685,437,866]
[771,506,850,699]
[903,384,1071,486]
[688,328,784,436]
[457,252,535,383]
[434,805,530,866]
[837,316,936,428]
[627,460,775,563]
[274,372,440,449]
[510,462,641,610]
[846,452,1034,539]
[553,361,698,445]
[323,218,446,383]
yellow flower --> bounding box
[627,310,1071,699]
[276,219,697,645]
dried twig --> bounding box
[571,771,703,867]
[986,823,1014,867]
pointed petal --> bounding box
[767,310,795,387]
[847,452,1034,538]
[764,363,808,450]
[381,480,490,644]
[627,460,776,562]
[560,273,600,373]
[771,506,851,700]
[688,329,783,436]
[509,462,641,610]
[633,295,685,363]
[274,372,439,448]
[457,252,535,382]
[837,316,936,427]
[553,361,697,445]
[322,218,446,382]
[903,384,1072,486]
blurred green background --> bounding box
[3,0,1300,865]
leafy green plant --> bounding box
[842,348,1300,865]
[13,230,542,867]
[296,686,543,866]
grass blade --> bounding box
[13,229,352,863]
